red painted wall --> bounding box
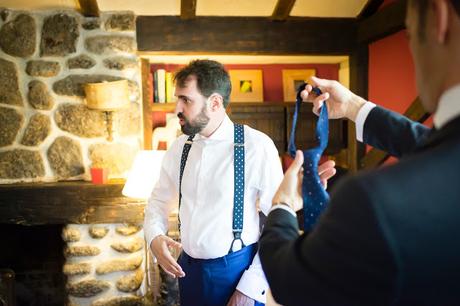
[368,28,433,164]
[369,30,417,114]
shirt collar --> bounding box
[195,114,233,141]
[434,84,460,129]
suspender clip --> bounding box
[232,230,242,239]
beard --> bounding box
[177,104,210,135]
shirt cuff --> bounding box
[236,268,269,303]
[270,204,297,217]
[355,102,376,142]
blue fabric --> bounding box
[178,243,261,306]
[288,83,330,231]
[230,123,246,253]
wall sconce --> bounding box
[122,150,166,199]
[84,80,129,141]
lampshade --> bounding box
[122,150,166,199]
[84,80,129,111]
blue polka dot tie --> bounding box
[288,83,330,231]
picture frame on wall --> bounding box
[229,69,264,103]
[282,69,316,102]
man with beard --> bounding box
[144,60,336,305]
[259,0,460,305]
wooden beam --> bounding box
[348,44,369,172]
[137,16,358,54]
[0,181,145,225]
[271,0,296,21]
[77,0,100,17]
[141,58,153,150]
[181,0,197,19]
[358,0,407,43]
[357,0,384,19]
[360,97,430,169]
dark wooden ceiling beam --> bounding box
[358,0,407,43]
[271,0,297,21]
[357,0,384,19]
[181,0,197,19]
[137,16,358,54]
[77,0,100,17]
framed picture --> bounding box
[282,69,316,102]
[229,69,264,103]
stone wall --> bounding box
[0,9,142,183]
[63,224,147,306]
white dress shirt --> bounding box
[144,114,284,302]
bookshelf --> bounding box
[142,55,355,170]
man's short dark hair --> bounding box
[174,59,232,108]
[409,0,460,40]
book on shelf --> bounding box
[153,69,176,103]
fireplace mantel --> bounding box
[0,181,146,225]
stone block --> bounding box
[89,226,109,239]
[54,104,105,138]
[27,80,54,110]
[40,13,78,56]
[64,245,101,257]
[0,58,23,106]
[0,149,44,179]
[111,237,144,253]
[85,35,135,55]
[20,113,50,146]
[26,60,60,77]
[47,136,84,178]
[0,106,23,147]
[96,255,143,275]
[0,14,35,57]
[67,279,110,297]
[116,269,143,292]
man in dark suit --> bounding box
[259,0,460,305]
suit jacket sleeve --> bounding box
[363,106,431,158]
[259,177,398,306]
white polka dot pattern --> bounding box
[288,83,330,231]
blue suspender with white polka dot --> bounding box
[178,134,195,234]
[177,124,246,253]
[229,123,246,254]
[288,83,330,231]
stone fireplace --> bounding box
[0,7,162,306]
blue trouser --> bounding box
[178,243,264,306]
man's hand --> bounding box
[318,159,336,190]
[150,235,185,278]
[300,76,367,121]
[227,290,255,306]
[273,151,336,212]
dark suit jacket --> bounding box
[259,106,460,306]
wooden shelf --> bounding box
[0,181,146,225]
